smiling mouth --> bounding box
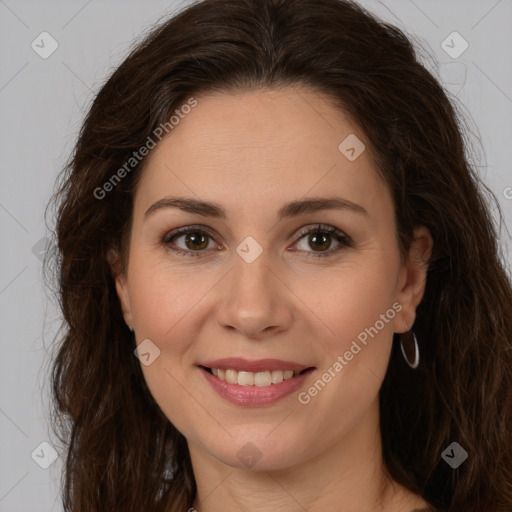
[199,366,315,386]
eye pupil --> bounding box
[309,232,330,251]
[185,232,209,250]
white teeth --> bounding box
[225,369,238,384]
[271,370,284,384]
[209,368,302,386]
[254,371,272,386]
[237,371,254,386]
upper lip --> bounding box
[200,357,313,373]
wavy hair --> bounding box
[45,0,512,510]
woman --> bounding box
[45,0,512,511]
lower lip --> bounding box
[200,367,315,407]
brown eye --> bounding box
[163,226,218,258]
[305,231,332,252]
[293,224,351,258]
[181,231,210,251]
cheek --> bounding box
[300,262,399,423]
[297,274,397,443]
[298,260,399,345]
[127,262,204,434]
[128,257,211,343]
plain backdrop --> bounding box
[1,1,511,510]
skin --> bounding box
[112,86,434,512]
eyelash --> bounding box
[161,224,352,259]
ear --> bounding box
[394,225,433,333]
[107,249,134,329]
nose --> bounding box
[214,249,294,340]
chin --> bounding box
[206,432,307,471]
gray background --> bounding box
[1,1,511,510]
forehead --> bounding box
[133,87,391,223]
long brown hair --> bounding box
[44,0,512,510]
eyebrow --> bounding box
[144,196,369,221]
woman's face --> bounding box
[114,86,431,471]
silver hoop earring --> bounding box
[400,324,419,369]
